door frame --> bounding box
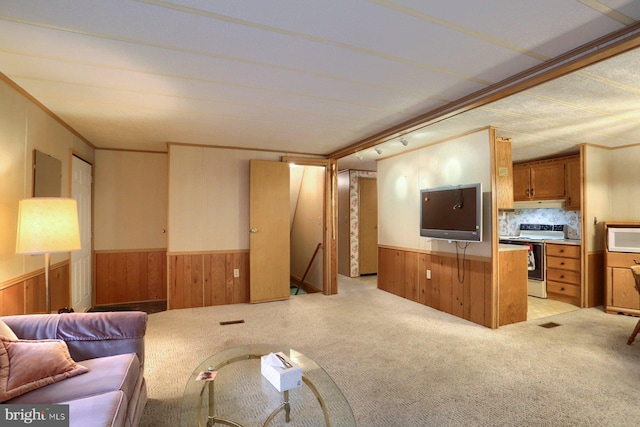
[69,150,94,308]
[282,156,337,295]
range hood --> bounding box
[513,199,566,209]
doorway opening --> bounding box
[289,164,325,295]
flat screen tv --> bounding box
[420,183,482,242]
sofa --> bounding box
[0,311,147,427]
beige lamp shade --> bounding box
[16,198,81,254]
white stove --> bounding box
[500,224,567,242]
[499,224,568,299]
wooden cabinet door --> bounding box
[530,161,565,199]
[610,267,640,310]
[565,157,581,210]
[512,165,531,201]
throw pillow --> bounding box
[0,337,88,402]
[0,320,18,340]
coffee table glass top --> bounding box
[180,344,355,427]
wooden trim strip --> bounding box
[95,147,168,154]
[167,249,249,256]
[377,245,491,263]
[95,248,167,254]
[0,260,70,291]
[168,141,320,157]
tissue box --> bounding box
[260,352,302,392]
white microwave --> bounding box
[608,227,640,253]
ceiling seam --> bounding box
[0,16,463,108]
[31,92,357,133]
[135,0,491,85]
[327,22,640,159]
[576,0,636,25]
[367,0,548,61]
[7,71,408,117]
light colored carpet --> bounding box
[140,276,640,426]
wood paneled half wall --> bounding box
[168,251,249,310]
[378,246,492,328]
[95,249,167,306]
[0,261,70,316]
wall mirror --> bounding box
[33,149,62,197]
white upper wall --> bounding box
[168,145,280,252]
[94,150,168,250]
[0,79,94,283]
[378,129,492,257]
[609,146,640,222]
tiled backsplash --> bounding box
[498,208,581,239]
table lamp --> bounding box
[16,198,81,314]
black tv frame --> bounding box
[419,183,483,242]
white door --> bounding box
[71,155,93,311]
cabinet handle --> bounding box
[560,275,565,279]
[525,188,530,196]
[560,262,565,265]
[561,287,565,291]
[531,188,535,196]
[559,249,564,253]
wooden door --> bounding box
[249,160,290,303]
[358,178,378,275]
[71,155,93,311]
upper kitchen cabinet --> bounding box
[513,158,565,201]
[564,156,581,211]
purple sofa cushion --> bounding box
[7,353,139,405]
[62,390,128,427]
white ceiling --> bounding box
[1,0,639,168]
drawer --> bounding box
[546,243,580,259]
[546,268,580,285]
[606,252,640,268]
[546,256,580,271]
[547,280,581,298]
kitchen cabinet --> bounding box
[495,137,514,210]
[565,156,581,210]
[546,243,581,306]
[605,223,640,316]
[513,159,565,201]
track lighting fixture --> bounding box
[375,147,382,155]
[400,138,409,146]
[355,152,363,160]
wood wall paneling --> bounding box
[404,251,418,301]
[3,283,25,316]
[169,251,249,310]
[0,263,70,315]
[204,253,226,306]
[587,252,604,307]
[378,247,493,328]
[95,250,167,306]
[418,253,430,306]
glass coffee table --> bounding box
[180,344,355,427]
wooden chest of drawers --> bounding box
[546,243,581,306]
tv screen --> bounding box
[420,183,482,242]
